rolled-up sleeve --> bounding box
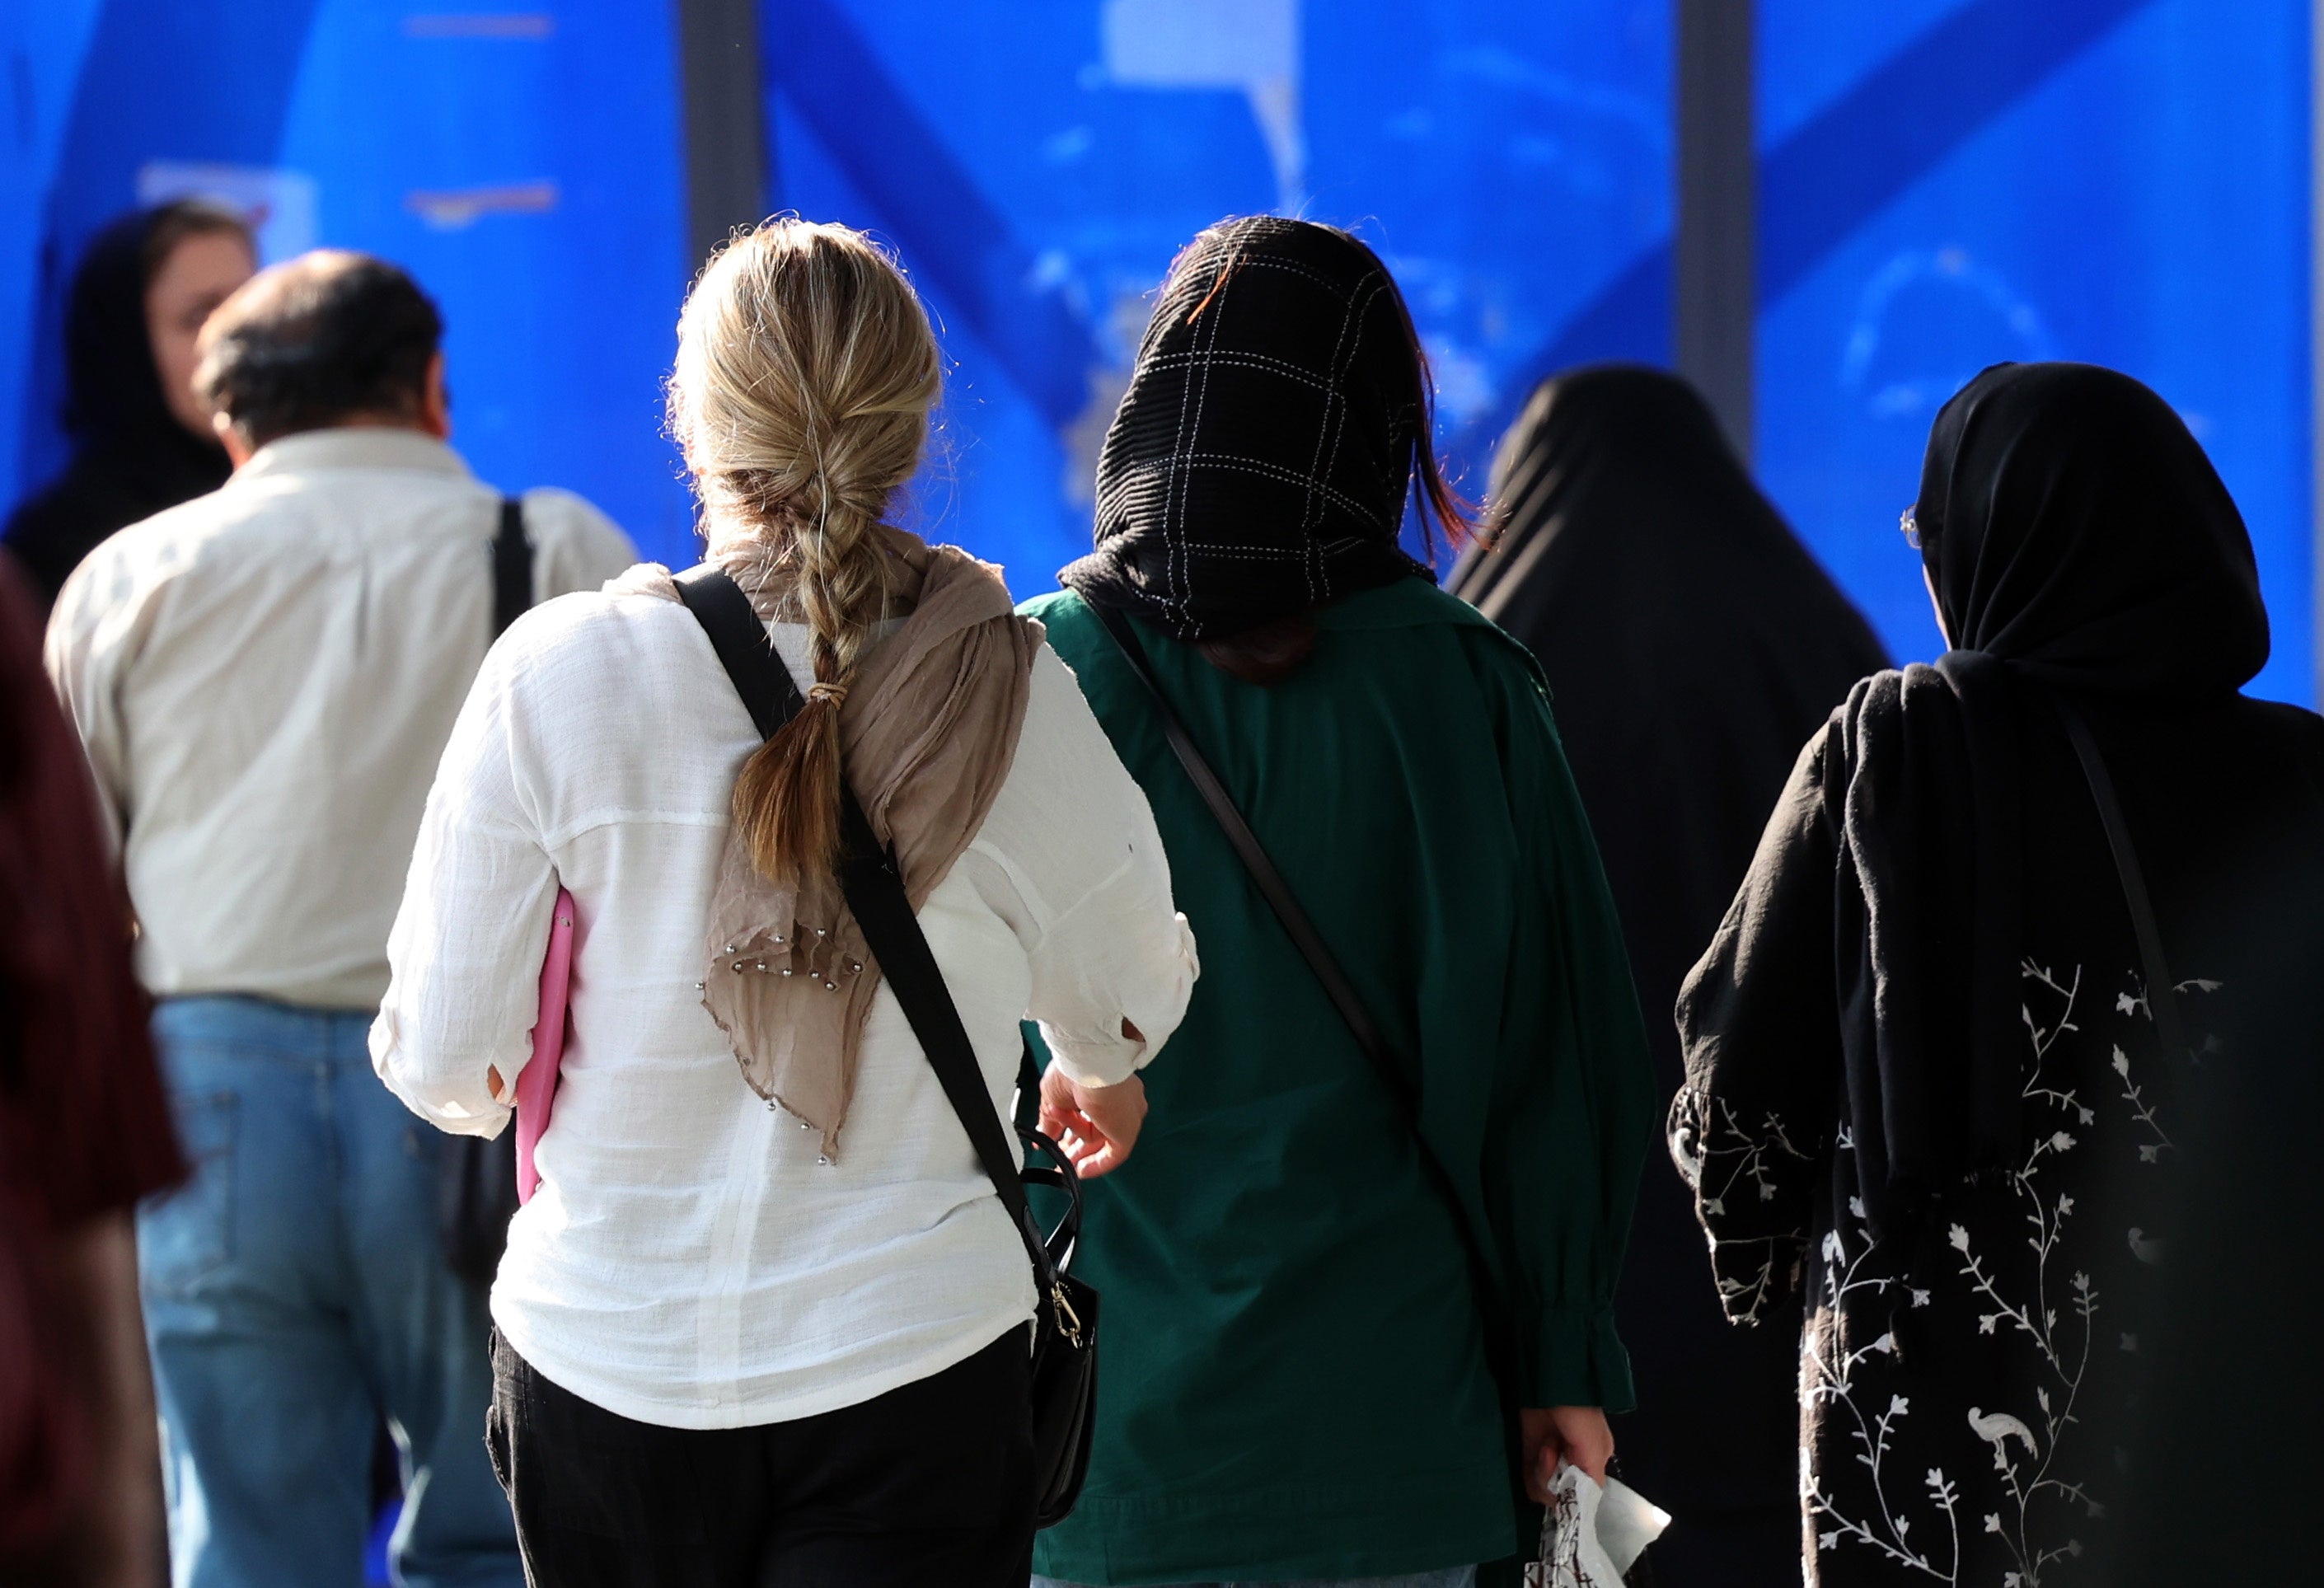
[371,638,558,1136]
[1002,647,1199,1087]
[1030,855,1199,1087]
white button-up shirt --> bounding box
[370,588,1198,1426]
[45,427,635,1010]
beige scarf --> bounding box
[615,531,1040,1157]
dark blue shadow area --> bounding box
[365,1498,397,1586]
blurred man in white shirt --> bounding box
[45,250,635,1588]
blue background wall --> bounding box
[1,1,2311,701]
[757,0,1670,591]
[1755,0,2312,702]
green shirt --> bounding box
[1020,583,1656,1585]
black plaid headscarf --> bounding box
[1061,217,1433,639]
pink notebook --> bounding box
[513,888,575,1205]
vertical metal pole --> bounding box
[675,0,770,279]
[1676,0,1757,459]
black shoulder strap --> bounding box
[492,495,533,638]
[1093,604,1416,1110]
[672,563,804,736]
[670,565,1055,1283]
[1097,604,1422,1097]
[2055,695,2189,1061]
[1090,605,1507,1304]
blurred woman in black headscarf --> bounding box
[1451,364,1886,1587]
[1671,362,2324,1586]
[5,200,255,609]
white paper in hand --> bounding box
[1524,1463,1672,1587]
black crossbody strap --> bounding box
[1091,607,1508,1306]
[439,496,540,1284]
[1092,606,1418,1116]
[492,496,533,639]
[673,564,806,736]
[2055,696,2189,1061]
[670,566,1054,1284]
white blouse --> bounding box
[371,583,1197,1429]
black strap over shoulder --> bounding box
[2055,695,2188,1061]
[1090,602,1515,1384]
[670,565,1058,1282]
[1091,603,1418,1118]
[492,496,532,639]
[443,495,539,1285]
[672,564,806,736]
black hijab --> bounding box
[3,208,237,608]
[1454,364,1886,1515]
[1061,217,1433,638]
[1837,361,2267,1239]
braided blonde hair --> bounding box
[670,219,941,883]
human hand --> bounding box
[1520,1404,1614,1500]
[1037,1065,1148,1179]
[487,1065,505,1102]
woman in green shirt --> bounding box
[1024,217,1657,1588]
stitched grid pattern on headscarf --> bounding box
[1062,218,1429,639]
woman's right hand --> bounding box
[1522,1404,1615,1497]
[1038,1065,1147,1179]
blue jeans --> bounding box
[139,996,521,1588]
[1033,1572,1476,1588]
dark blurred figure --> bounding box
[0,550,183,1586]
[2103,808,2324,1584]
[4,200,256,608]
[1451,365,1887,1586]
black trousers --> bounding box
[486,1328,1035,1587]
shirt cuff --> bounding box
[1523,1301,1637,1414]
[368,1011,515,1138]
[1708,1233,1809,1328]
[1036,1020,1148,1088]
[1037,911,1200,1089]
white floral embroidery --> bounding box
[1673,1089,1813,1326]
[1782,963,2216,1586]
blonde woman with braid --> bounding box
[371,220,1198,1586]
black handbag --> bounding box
[438,497,536,1284]
[674,564,1099,1526]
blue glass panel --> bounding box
[1756,0,2312,704]
[759,0,1669,585]
[0,1,109,513]
[2,1,692,562]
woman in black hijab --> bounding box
[5,201,255,608]
[1452,365,1887,1586]
[1672,362,2324,1586]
